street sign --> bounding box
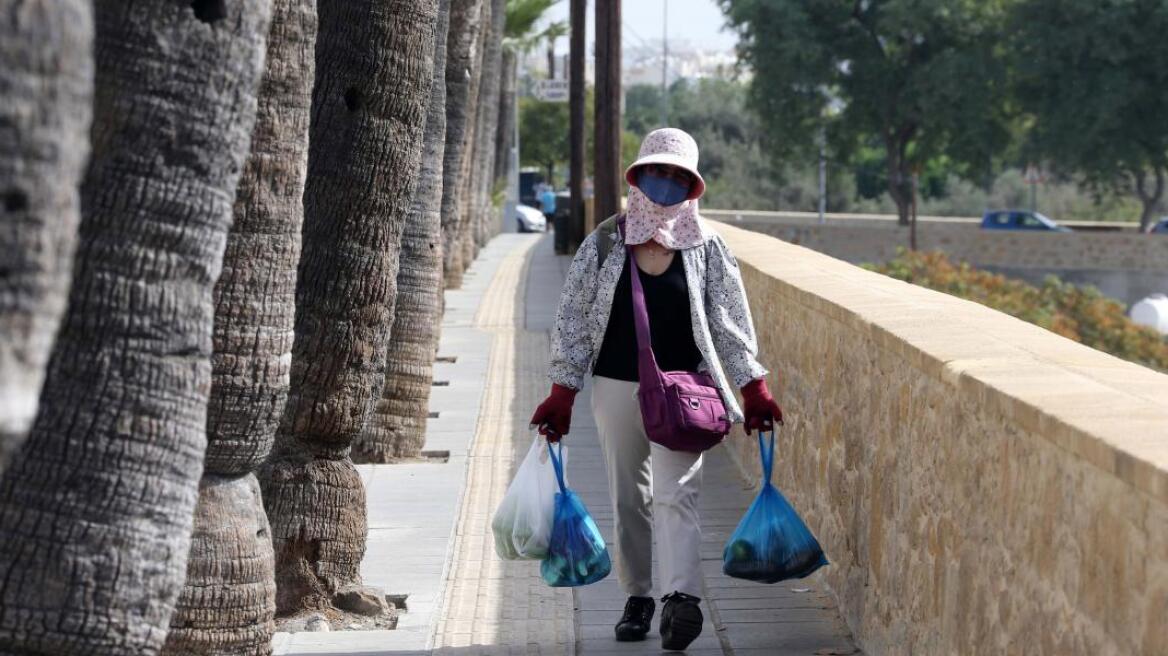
[1024,163,1047,184]
[535,79,569,103]
[1024,162,1048,212]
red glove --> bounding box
[530,383,578,441]
[741,378,783,435]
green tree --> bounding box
[719,0,1012,224]
[852,142,951,201]
[625,84,664,136]
[1008,0,1168,231]
[496,0,563,185]
[624,78,789,209]
[519,89,595,185]
[519,96,569,183]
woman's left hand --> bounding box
[741,378,784,435]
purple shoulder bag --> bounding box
[626,237,732,452]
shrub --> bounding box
[864,250,1168,371]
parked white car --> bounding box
[515,204,548,233]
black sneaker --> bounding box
[614,595,655,641]
[659,591,703,651]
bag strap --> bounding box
[547,439,567,494]
[622,223,663,375]
[758,430,775,482]
[595,213,622,269]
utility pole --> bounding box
[547,38,556,79]
[595,0,622,224]
[661,0,668,127]
[817,125,826,224]
[910,167,920,251]
[569,0,586,250]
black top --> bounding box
[592,252,704,382]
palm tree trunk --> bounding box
[354,0,451,463]
[0,0,92,473]
[0,2,271,654]
[259,0,438,615]
[488,46,516,245]
[162,474,274,656]
[450,4,489,285]
[441,0,485,288]
[493,48,517,206]
[470,0,506,253]
[163,0,316,652]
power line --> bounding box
[622,20,650,47]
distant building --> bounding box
[623,43,740,87]
[518,42,743,93]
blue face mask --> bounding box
[636,168,691,206]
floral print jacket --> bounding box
[548,216,767,423]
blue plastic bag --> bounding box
[722,431,828,583]
[540,441,612,587]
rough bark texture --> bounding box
[200,0,317,478]
[884,131,914,226]
[448,3,489,287]
[162,475,274,656]
[163,0,316,652]
[454,5,489,276]
[0,0,92,471]
[354,0,451,463]
[493,49,516,200]
[469,0,506,254]
[260,0,438,615]
[440,0,485,288]
[0,2,270,654]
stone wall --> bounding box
[706,211,1168,306]
[713,221,1168,655]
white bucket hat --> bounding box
[624,128,707,201]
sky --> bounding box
[540,0,739,56]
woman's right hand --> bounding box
[530,383,578,441]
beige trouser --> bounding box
[590,375,704,598]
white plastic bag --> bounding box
[492,435,562,560]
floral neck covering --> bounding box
[623,186,704,250]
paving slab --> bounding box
[276,231,860,655]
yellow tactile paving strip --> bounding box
[433,235,575,654]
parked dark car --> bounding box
[519,168,544,208]
[981,210,1072,232]
[1149,217,1168,234]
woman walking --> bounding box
[530,128,783,651]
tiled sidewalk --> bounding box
[276,231,860,655]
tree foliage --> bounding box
[718,0,1012,223]
[504,0,564,53]
[504,0,554,38]
[519,96,574,183]
[625,79,791,209]
[520,89,639,187]
[1007,0,1168,230]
